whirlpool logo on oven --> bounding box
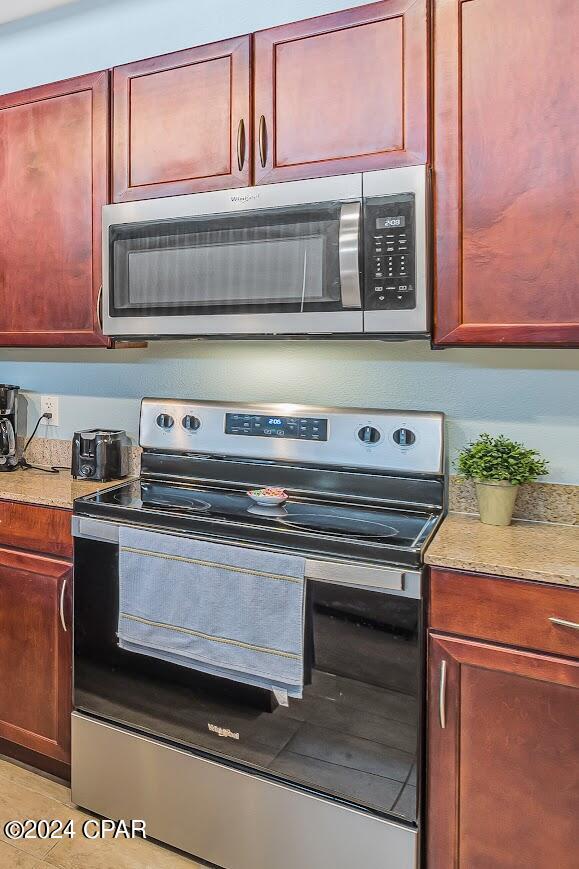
[208,723,240,740]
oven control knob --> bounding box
[182,415,201,432]
[357,425,381,444]
[80,464,94,477]
[393,428,416,446]
[156,413,174,430]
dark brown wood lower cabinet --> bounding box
[0,548,72,768]
[427,634,579,868]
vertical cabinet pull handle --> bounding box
[237,118,246,172]
[96,285,103,332]
[258,115,267,168]
[59,578,68,632]
[439,659,447,729]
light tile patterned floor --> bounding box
[0,757,207,868]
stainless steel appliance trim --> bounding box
[439,659,447,729]
[139,399,445,476]
[71,516,422,598]
[103,310,363,337]
[73,516,120,544]
[72,713,418,869]
[59,578,67,632]
[549,617,579,631]
[305,558,403,590]
[338,202,362,308]
[103,174,362,226]
[410,513,440,549]
[363,165,430,335]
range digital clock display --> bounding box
[225,413,328,441]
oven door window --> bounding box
[109,203,351,318]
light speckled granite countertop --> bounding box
[0,468,127,510]
[425,513,579,587]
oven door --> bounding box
[102,176,363,337]
[73,519,422,827]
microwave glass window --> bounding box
[109,204,344,318]
[126,236,324,307]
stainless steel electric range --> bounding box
[72,400,445,869]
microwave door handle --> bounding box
[338,202,362,308]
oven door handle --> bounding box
[71,516,420,598]
[338,202,362,309]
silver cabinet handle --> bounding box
[258,115,267,168]
[439,659,447,729]
[549,617,579,631]
[338,202,362,309]
[59,578,68,632]
[96,285,103,332]
[236,118,246,172]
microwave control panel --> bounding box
[364,193,416,311]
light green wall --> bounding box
[1,341,577,484]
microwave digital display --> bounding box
[376,215,406,229]
[225,413,328,441]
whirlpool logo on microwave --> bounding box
[208,723,240,740]
[230,193,260,203]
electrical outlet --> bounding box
[40,395,60,427]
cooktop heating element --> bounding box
[280,510,399,538]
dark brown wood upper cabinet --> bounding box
[0,72,109,347]
[253,0,428,185]
[113,35,251,201]
[433,0,579,347]
[428,634,579,869]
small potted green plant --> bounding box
[456,434,548,527]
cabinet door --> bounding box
[433,0,579,346]
[0,72,109,347]
[113,36,251,201]
[0,548,72,765]
[253,0,427,185]
[428,634,579,868]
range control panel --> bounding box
[364,193,416,312]
[140,400,444,475]
[225,413,328,441]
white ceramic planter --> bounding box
[475,480,519,526]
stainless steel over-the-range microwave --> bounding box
[102,165,430,339]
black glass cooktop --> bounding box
[75,479,440,567]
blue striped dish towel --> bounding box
[117,526,306,698]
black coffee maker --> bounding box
[0,385,19,471]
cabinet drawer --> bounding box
[429,568,579,658]
[0,500,72,559]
